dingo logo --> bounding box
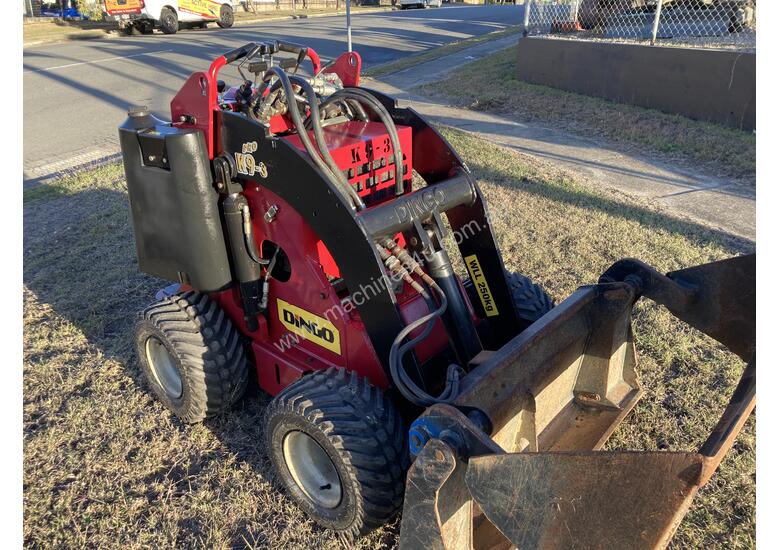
[277,298,341,355]
[393,187,446,225]
[235,141,267,178]
[464,255,498,317]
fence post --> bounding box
[346,0,352,52]
[650,0,664,45]
[522,0,531,36]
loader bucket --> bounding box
[400,254,755,550]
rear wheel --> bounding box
[217,4,234,28]
[159,7,178,34]
[135,291,248,423]
[265,368,408,538]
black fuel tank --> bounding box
[119,108,232,292]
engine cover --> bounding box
[283,120,413,207]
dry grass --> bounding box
[23,129,754,548]
[417,47,756,183]
[23,20,115,46]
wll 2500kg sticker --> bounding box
[464,254,499,317]
[277,298,341,355]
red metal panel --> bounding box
[283,121,413,205]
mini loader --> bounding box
[120,41,756,548]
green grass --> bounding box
[363,25,523,78]
[23,129,754,548]
[418,48,756,182]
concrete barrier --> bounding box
[516,38,755,130]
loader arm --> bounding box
[400,254,755,550]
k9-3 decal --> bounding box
[235,141,268,178]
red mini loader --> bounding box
[119,41,755,547]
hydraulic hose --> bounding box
[388,282,464,407]
[342,98,368,121]
[321,88,405,196]
[261,67,362,211]
[289,75,366,211]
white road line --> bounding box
[24,49,173,74]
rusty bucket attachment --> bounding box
[400,254,755,550]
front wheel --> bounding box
[217,4,234,28]
[159,7,178,34]
[265,368,408,538]
[134,291,248,423]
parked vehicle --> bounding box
[399,0,441,9]
[40,0,89,19]
[104,0,235,34]
[577,0,755,33]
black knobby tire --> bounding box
[138,20,154,34]
[506,271,554,325]
[464,269,554,327]
[135,291,248,423]
[159,7,178,34]
[265,368,408,538]
[217,4,234,28]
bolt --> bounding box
[439,429,466,459]
[434,449,445,461]
[264,204,279,223]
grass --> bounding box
[23,20,115,46]
[23,129,754,548]
[417,47,756,182]
[363,25,523,78]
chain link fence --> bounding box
[523,0,756,51]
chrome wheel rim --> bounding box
[145,336,183,399]
[283,430,342,509]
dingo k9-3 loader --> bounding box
[119,41,756,548]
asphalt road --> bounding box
[22,5,524,182]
